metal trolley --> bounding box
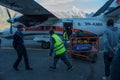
[69,36,100,62]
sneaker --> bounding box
[67,66,72,71]
[49,66,56,69]
[102,76,107,80]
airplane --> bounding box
[0,0,120,49]
[0,16,106,49]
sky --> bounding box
[35,0,108,13]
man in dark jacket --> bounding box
[13,23,32,71]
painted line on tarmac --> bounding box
[0,47,49,51]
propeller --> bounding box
[6,8,17,34]
[6,8,13,34]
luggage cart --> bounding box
[69,36,99,62]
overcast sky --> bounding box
[35,0,108,13]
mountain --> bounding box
[52,6,94,18]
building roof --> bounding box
[93,0,114,17]
[105,5,120,16]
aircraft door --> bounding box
[63,22,73,38]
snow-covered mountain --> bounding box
[52,6,94,18]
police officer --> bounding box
[49,29,72,70]
[63,30,68,49]
[13,23,32,71]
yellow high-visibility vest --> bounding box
[63,31,68,41]
[52,34,66,55]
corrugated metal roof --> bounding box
[105,6,120,16]
[93,0,114,17]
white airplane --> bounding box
[0,16,106,48]
[0,0,120,49]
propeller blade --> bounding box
[13,12,17,18]
[6,8,13,34]
[6,8,11,19]
[10,24,13,34]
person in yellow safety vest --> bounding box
[63,30,69,49]
[49,29,72,70]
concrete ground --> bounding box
[0,38,105,80]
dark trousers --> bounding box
[111,48,120,80]
[13,47,30,69]
[52,53,72,68]
[104,52,113,77]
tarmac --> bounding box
[0,38,104,80]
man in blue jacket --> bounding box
[13,23,32,71]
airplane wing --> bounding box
[0,0,57,17]
[39,18,61,26]
[0,0,59,26]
